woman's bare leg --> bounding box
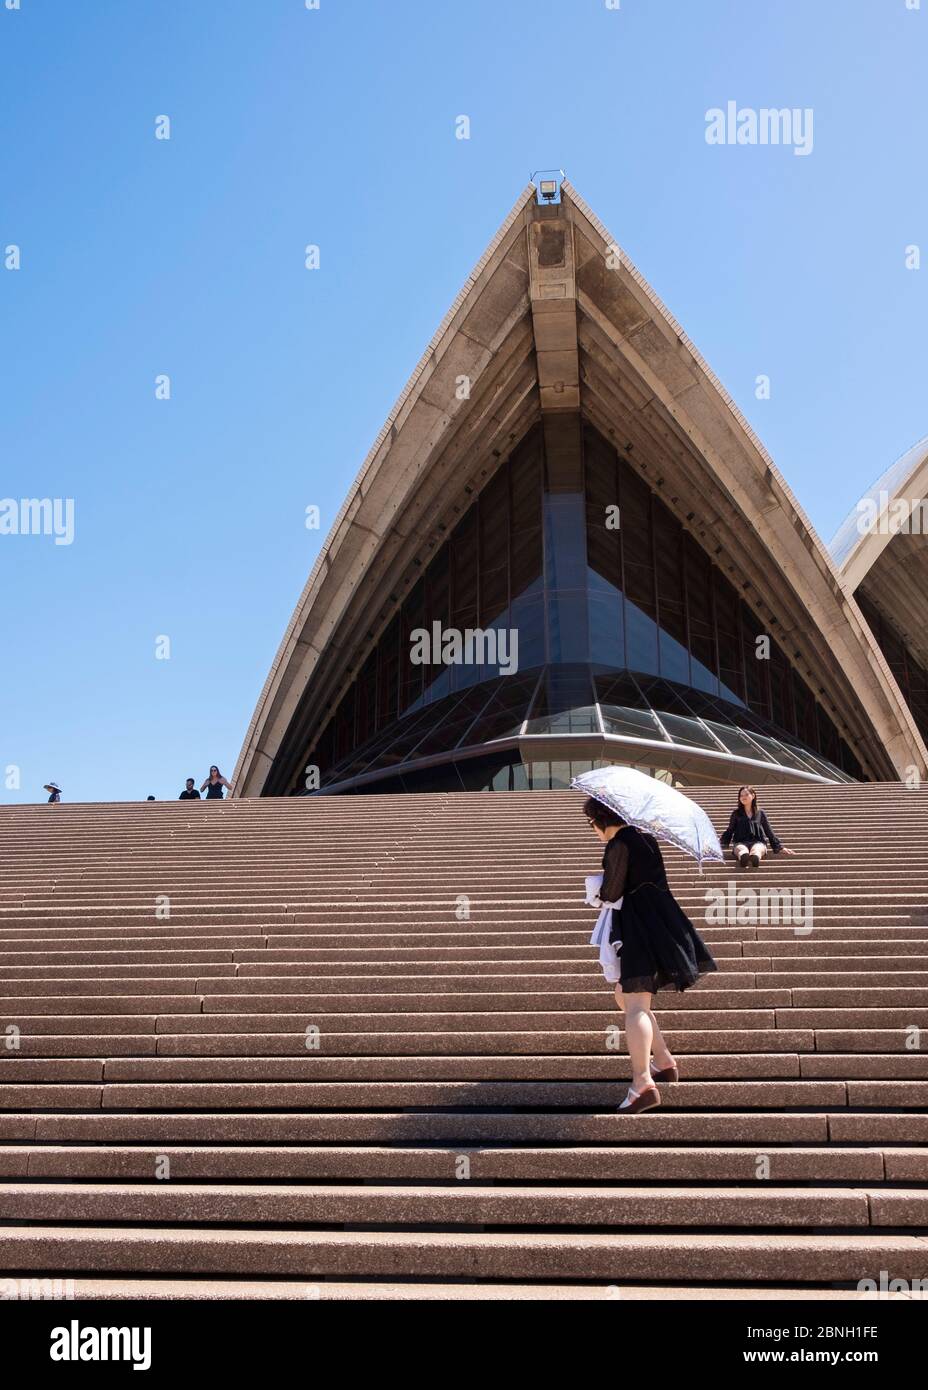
[623,992,655,1095]
[616,989,673,1073]
[648,1011,674,1069]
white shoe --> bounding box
[617,1084,660,1113]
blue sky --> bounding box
[1,0,926,803]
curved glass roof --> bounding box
[315,665,854,791]
[830,435,928,570]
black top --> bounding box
[47,790,61,803]
[179,789,201,800]
[600,825,669,902]
[204,782,224,799]
[720,808,782,852]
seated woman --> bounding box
[719,785,795,868]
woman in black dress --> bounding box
[201,766,233,799]
[719,785,795,868]
[584,796,718,1113]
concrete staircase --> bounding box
[0,785,926,1300]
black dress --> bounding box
[600,826,718,994]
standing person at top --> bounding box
[201,766,232,799]
[43,782,62,803]
[719,785,795,869]
[178,778,201,801]
[584,796,718,1114]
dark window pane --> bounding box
[465,678,536,742]
[656,712,722,751]
[480,469,509,627]
[703,720,767,761]
[355,652,378,746]
[754,734,821,775]
[595,673,649,709]
[511,593,546,669]
[510,431,543,599]
[584,427,621,591]
[547,591,590,663]
[588,593,624,670]
[769,649,794,734]
[817,703,840,766]
[654,501,688,683]
[625,600,659,675]
[792,669,818,751]
[714,572,745,702]
[377,617,400,726]
[427,547,450,654]
[684,536,718,694]
[602,705,665,740]
[636,677,693,716]
[544,492,586,591]
[659,626,690,685]
[400,579,426,713]
[524,672,599,731]
[741,603,771,720]
[451,506,478,622]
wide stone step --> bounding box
[11,1109,844,1142]
[3,1028,819,1059]
[39,1278,895,1300]
[3,1077,856,1107]
[0,1182,905,1227]
[0,1143,901,1181]
[1,1227,924,1282]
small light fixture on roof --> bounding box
[531,169,565,205]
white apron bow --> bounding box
[585,873,623,984]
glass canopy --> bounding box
[314,664,854,792]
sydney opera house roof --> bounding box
[233,182,928,796]
[831,435,928,748]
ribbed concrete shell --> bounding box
[234,184,927,795]
[832,436,928,672]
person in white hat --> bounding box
[43,782,62,803]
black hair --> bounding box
[734,785,758,817]
[582,796,625,830]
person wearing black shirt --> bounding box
[201,766,233,799]
[178,778,201,801]
[584,796,718,1114]
[720,785,795,868]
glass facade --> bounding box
[296,419,862,793]
[309,665,854,792]
[857,592,928,744]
